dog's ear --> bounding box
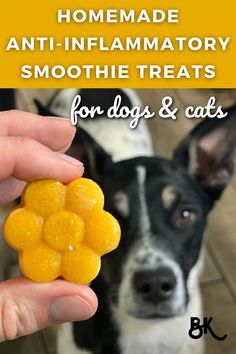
[34,99,56,116]
[67,127,113,181]
[174,106,236,201]
[35,99,112,180]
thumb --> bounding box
[0,278,97,342]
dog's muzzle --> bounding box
[130,266,182,318]
[133,266,177,305]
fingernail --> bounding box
[49,295,94,322]
[56,153,83,166]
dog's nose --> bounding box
[133,266,177,303]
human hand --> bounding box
[0,110,97,341]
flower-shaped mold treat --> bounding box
[4,178,121,284]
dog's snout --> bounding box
[133,266,177,303]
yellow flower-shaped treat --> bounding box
[4,178,121,284]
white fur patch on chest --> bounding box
[118,315,186,354]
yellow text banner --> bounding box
[0,0,235,87]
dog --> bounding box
[24,89,236,354]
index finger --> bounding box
[0,110,75,152]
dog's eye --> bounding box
[175,208,196,226]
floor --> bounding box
[0,89,236,354]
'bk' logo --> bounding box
[188,317,227,341]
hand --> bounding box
[0,110,97,342]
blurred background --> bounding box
[0,88,235,354]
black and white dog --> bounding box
[37,89,236,354]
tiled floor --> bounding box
[0,89,235,354]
